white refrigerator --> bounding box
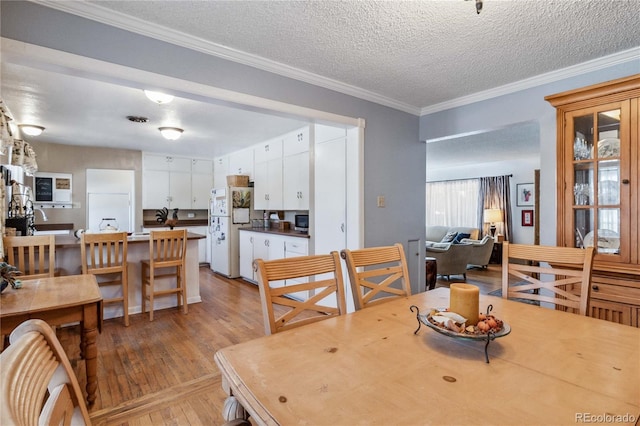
[209,187,252,278]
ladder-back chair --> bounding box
[141,229,188,321]
[501,242,595,315]
[3,235,56,279]
[254,252,347,335]
[81,231,129,326]
[340,243,412,310]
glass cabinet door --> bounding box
[566,101,629,262]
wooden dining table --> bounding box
[1,274,102,407]
[214,287,640,425]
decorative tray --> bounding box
[410,305,510,363]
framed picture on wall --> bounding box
[516,183,535,206]
[522,210,534,227]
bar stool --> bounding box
[81,232,129,326]
[140,229,188,321]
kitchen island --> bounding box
[53,232,204,320]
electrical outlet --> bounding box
[377,195,385,208]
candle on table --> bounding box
[449,283,479,327]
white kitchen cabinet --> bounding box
[254,137,283,164]
[253,158,283,211]
[283,151,309,210]
[213,155,229,189]
[143,154,215,210]
[189,225,210,264]
[282,126,309,157]
[191,159,213,209]
[228,147,254,180]
[239,230,286,283]
[142,169,191,210]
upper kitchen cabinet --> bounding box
[213,155,229,189]
[191,159,214,209]
[228,147,254,181]
[142,154,212,210]
[254,138,283,210]
[546,74,640,327]
[282,126,309,157]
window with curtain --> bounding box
[426,179,479,227]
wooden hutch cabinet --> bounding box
[546,74,640,327]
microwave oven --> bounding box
[294,214,309,232]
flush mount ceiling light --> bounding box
[18,124,45,136]
[159,127,183,140]
[144,90,174,104]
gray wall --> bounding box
[420,64,640,246]
[1,2,425,263]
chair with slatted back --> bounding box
[501,242,595,315]
[3,235,56,279]
[340,243,412,311]
[81,231,129,326]
[254,252,347,335]
[0,319,91,426]
[140,229,188,321]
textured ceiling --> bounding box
[81,0,640,110]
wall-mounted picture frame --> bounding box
[516,183,535,206]
[522,209,534,227]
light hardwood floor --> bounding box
[56,264,502,425]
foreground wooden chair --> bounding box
[141,229,188,321]
[254,252,347,335]
[81,231,130,326]
[3,234,56,279]
[501,243,595,315]
[0,319,91,425]
[340,243,412,310]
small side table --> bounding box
[425,257,437,291]
[489,242,503,264]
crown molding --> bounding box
[32,0,422,116]
[420,47,640,116]
[29,1,640,118]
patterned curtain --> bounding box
[478,175,512,241]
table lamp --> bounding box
[484,208,503,237]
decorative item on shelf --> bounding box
[574,183,591,205]
[573,136,591,160]
[483,208,503,237]
[0,262,23,293]
[155,207,179,229]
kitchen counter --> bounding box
[54,232,203,320]
[143,220,208,228]
[239,227,310,238]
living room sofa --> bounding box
[462,235,495,269]
[425,226,482,280]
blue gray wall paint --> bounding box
[420,63,639,246]
[1,2,425,260]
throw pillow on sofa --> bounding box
[453,233,471,244]
[440,231,458,243]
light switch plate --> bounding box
[377,196,385,208]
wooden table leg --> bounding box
[83,304,100,407]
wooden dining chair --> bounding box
[0,319,91,426]
[254,251,347,335]
[340,243,412,310]
[3,235,57,279]
[141,229,188,321]
[501,242,595,315]
[81,231,130,326]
